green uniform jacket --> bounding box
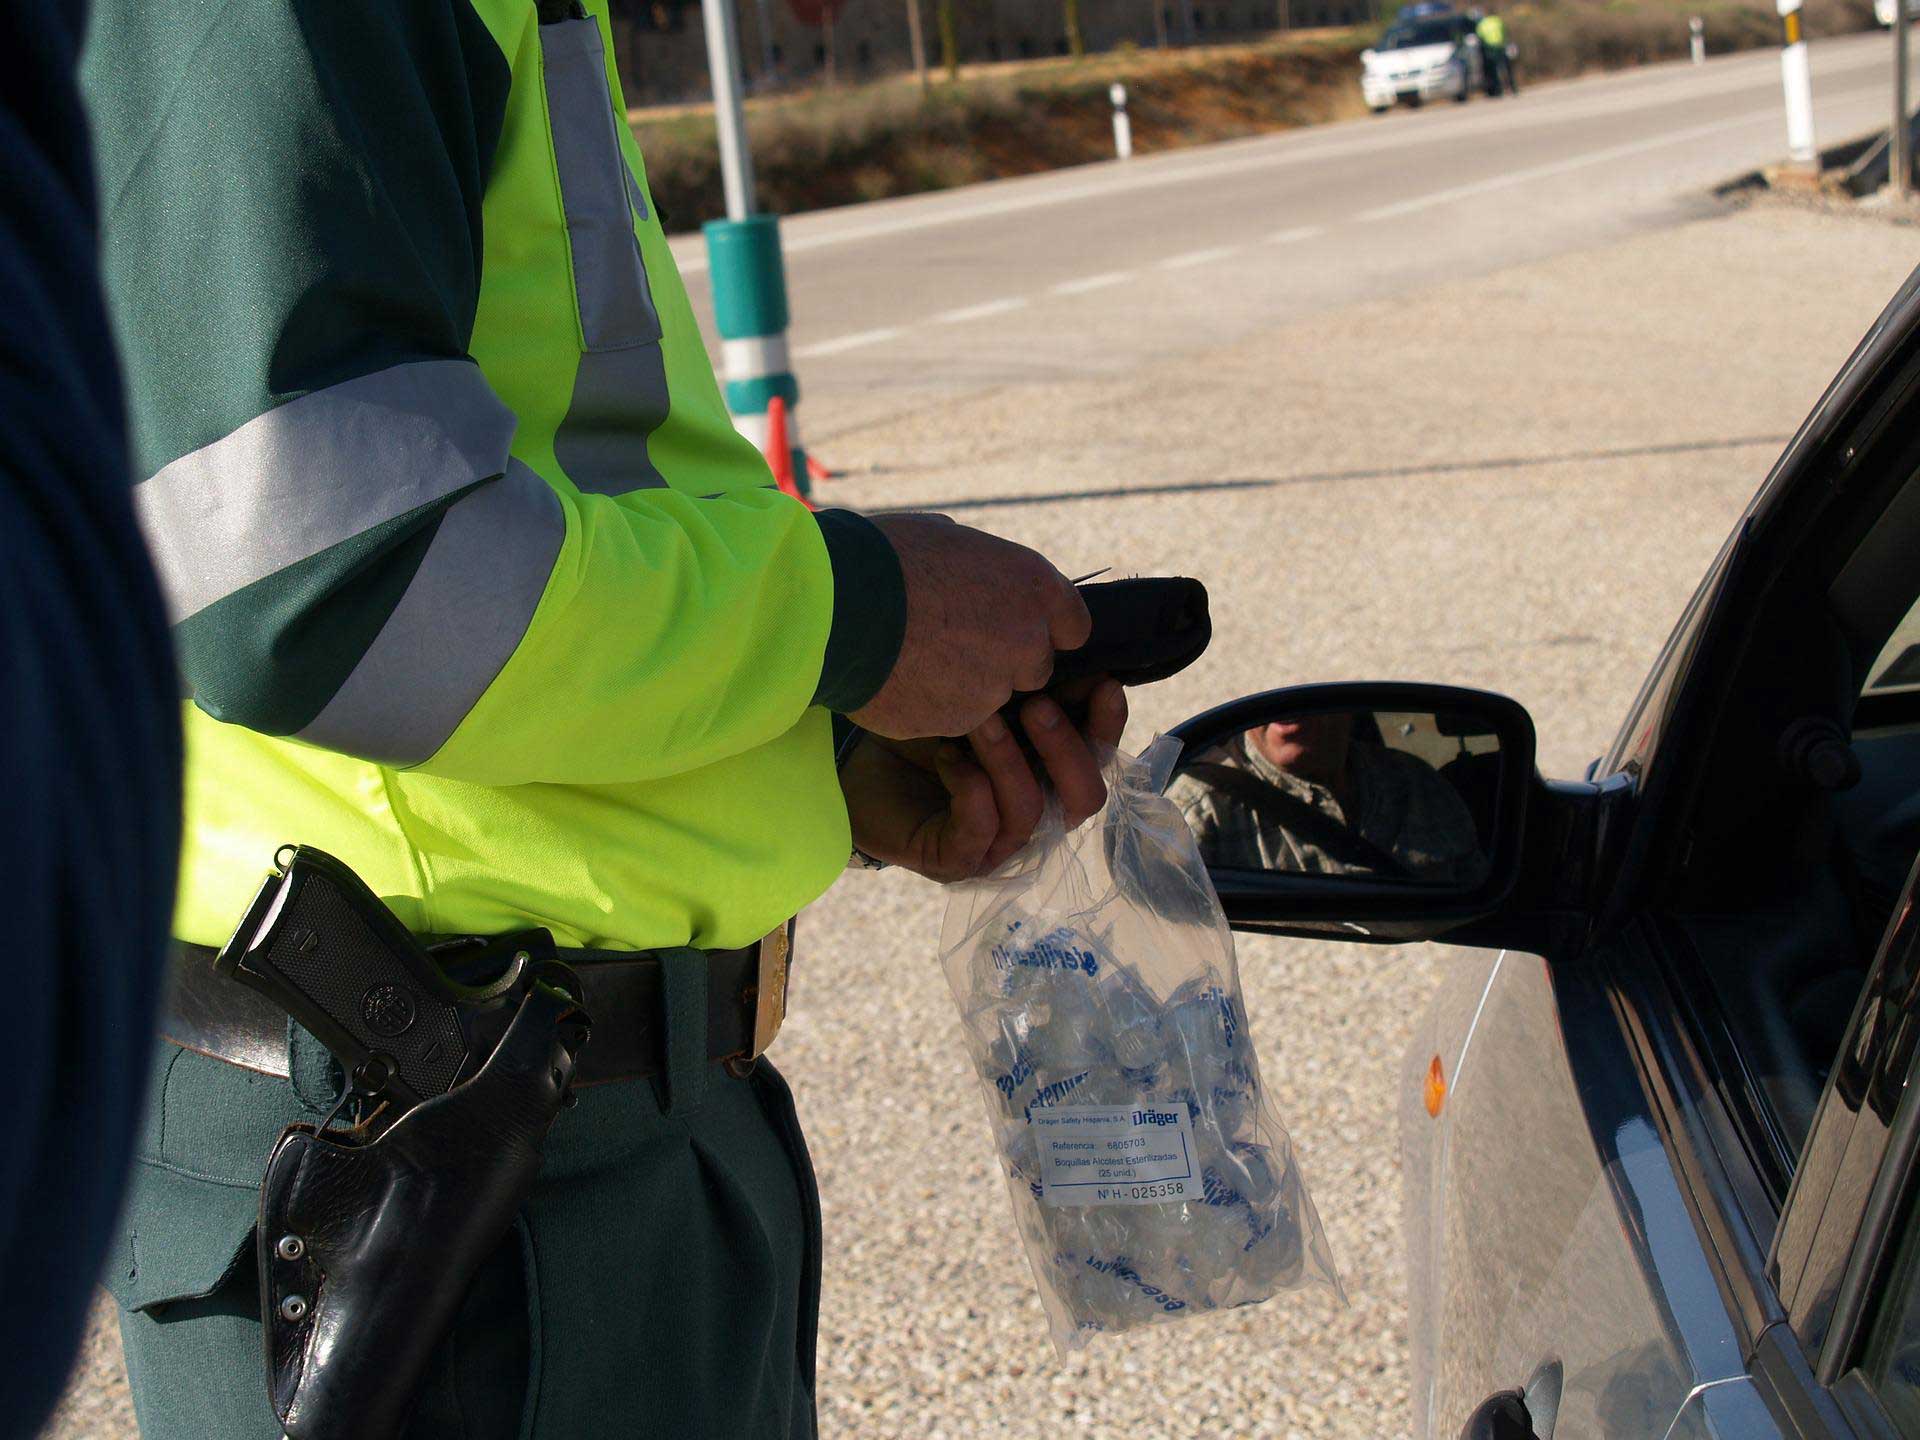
[83,0,905,951]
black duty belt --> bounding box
[161,926,794,1089]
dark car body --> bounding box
[1177,264,1920,1437]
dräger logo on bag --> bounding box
[1130,1108,1181,1128]
[989,923,1100,977]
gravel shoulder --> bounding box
[44,201,1918,1440]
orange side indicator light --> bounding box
[1424,1055,1447,1118]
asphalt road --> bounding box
[670,31,1906,438]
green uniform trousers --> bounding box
[106,956,821,1440]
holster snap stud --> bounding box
[276,1234,306,1262]
[279,1294,310,1323]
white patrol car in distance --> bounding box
[1361,6,1483,111]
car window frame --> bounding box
[1837,1184,1920,1438]
[1770,859,1920,1423]
[1595,292,1920,1190]
[1598,264,1920,794]
[1571,269,1920,1439]
[1673,448,1920,1210]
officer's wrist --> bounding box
[811,509,906,714]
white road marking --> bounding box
[1052,270,1132,296]
[934,296,1030,324]
[735,83,1873,368]
[669,39,1885,274]
[1356,109,1770,221]
[792,326,903,358]
[1159,246,1239,270]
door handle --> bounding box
[1458,1390,1540,1440]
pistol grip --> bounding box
[217,849,473,1110]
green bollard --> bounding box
[705,214,808,497]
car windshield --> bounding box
[1379,17,1459,49]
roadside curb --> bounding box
[1716,126,1902,199]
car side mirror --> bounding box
[1163,682,1537,943]
[1361,46,1376,59]
[1458,1390,1540,1440]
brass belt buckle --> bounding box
[726,919,794,1077]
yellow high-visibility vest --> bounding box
[85,1,878,952]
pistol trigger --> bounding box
[317,1081,370,1137]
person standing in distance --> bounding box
[1477,8,1516,95]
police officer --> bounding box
[79,1,1126,1435]
[1477,7,1516,95]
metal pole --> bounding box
[1897,0,1912,199]
[753,0,777,82]
[702,0,758,219]
[906,0,930,91]
[940,0,959,78]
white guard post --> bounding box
[1778,0,1817,167]
[1111,83,1133,161]
[1690,16,1705,65]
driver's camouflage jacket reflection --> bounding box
[1167,733,1487,883]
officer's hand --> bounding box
[841,678,1128,882]
[850,514,1093,740]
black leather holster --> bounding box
[257,980,588,1440]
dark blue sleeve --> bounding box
[0,0,181,1429]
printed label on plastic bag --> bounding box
[1034,1103,1199,1206]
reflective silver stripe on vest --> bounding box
[134,360,515,623]
[541,18,670,496]
[294,460,563,766]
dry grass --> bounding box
[1508,0,1869,75]
[635,0,1875,233]
[636,32,1370,229]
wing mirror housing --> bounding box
[1164,682,1541,944]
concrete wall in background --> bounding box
[613,0,1374,106]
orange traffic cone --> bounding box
[763,396,814,510]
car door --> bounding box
[1448,263,1920,1439]
[1168,261,1920,1438]
[1456,16,1482,87]
[1463,264,1920,1439]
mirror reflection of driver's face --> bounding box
[1247,713,1356,794]
[1168,710,1490,886]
